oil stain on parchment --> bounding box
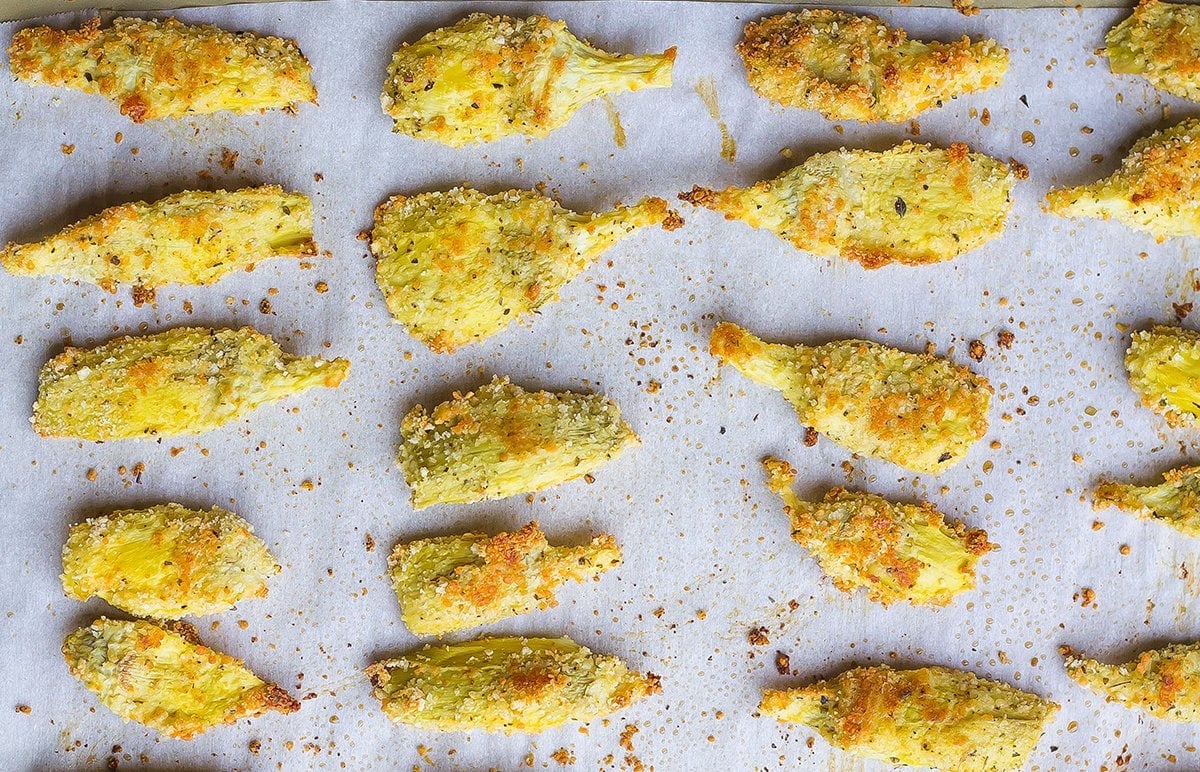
[603,95,626,149]
[694,77,736,163]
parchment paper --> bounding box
[1,2,1198,769]
[0,0,1153,24]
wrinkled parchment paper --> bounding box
[1,2,1198,769]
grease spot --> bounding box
[603,96,626,149]
[694,77,736,163]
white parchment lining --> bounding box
[1,2,1197,769]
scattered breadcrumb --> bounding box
[748,627,770,646]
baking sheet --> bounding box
[0,0,1151,24]
[1,2,1198,769]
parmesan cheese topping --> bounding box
[10,16,316,121]
[681,142,1014,267]
[382,13,674,146]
